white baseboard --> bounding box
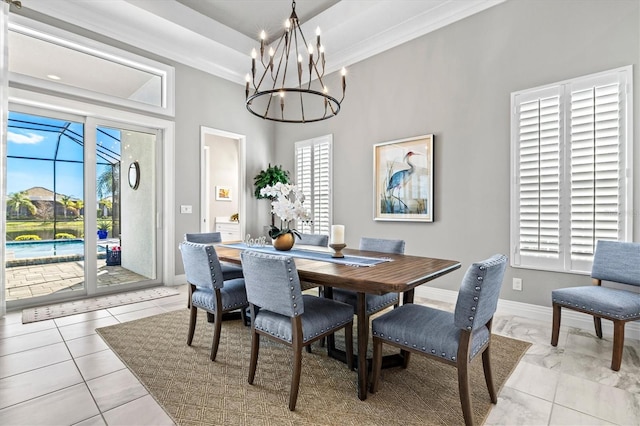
[415,287,640,339]
[173,274,187,285]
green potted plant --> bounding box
[254,164,291,227]
[253,164,290,198]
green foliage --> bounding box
[253,164,290,199]
[15,234,42,241]
[55,233,76,239]
[98,219,112,231]
[7,191,37,218]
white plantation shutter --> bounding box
[295,135,332,236]
[516,90,561,261]
[570,82,621,260]
[511,67,632,274]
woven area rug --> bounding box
[97,309,531,426]
[22,287,180,323]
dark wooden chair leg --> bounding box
[210,310,223,361]
[594,316,603,339]
[551,303,561,346]
[248,330,259,384]
[240,308,247,327]
[187,283,192,309]
[401,350,411,368]
[457,331,474,426]
[457,361,474,426]
[482,346,497,403]
[289,345,302,411]
[611,320,625,371]
[305,345,312,353]
[289,317,303,411]
[370,336,383,393]
[187,305,197,346]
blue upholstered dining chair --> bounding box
[295,232,329,247]
[551,240,640,371]
[179,241,248,361]
[240,250,354,411]
[184,232,245,317]
[370,254,508,426]
[332,237,405,316]
[184,232,244,280]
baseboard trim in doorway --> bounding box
[22,287,180,324]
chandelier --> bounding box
[245,0,346,123]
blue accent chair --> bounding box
[179,241,248,361]
[184,232,244,280]
[240,250,354,411]
[332,237,405,315]
[551,240,640,371]
[295,232,329,247]
[370,254,508,426]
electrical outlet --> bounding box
[512,278,523,291]
[180,205,192,214]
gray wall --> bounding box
[173,63,275,273]
[272,0,640,306]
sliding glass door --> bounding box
[4,107,161,308]
[95,124,158,290]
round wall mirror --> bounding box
[128,161,140,190]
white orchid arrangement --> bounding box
[259,182,311,239]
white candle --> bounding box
[331,225,345,244]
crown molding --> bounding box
[22,0,505,86]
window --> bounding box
[510,66,633,274]
[8,17,175,116]
[295,135,332,236]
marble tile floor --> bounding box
[0,285,638,425]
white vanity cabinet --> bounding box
[215,217,240,241]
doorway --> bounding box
[200,126,246,242]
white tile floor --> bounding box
[0,285,638,425]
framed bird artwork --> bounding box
[373,134,433,222]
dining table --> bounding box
[215,243,461,401]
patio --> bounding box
[5,259,147,302]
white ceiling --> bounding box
[19,0,505,86]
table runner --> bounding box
[220,242,390,267]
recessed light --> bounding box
[46,74,61,80]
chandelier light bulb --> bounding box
[260,30,266,40]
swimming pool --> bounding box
[6,239,106,259]
[7,239,94,259]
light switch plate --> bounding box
[180,205,192,214]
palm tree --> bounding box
[97,164,120,200]
[99,198,112,217]
[60,195,73,218]
[71,199,84,217]
[7,191,37,218]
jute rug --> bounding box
[22,287,180,323]
[97,309,531,426]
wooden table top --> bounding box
[215,245,461,295]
